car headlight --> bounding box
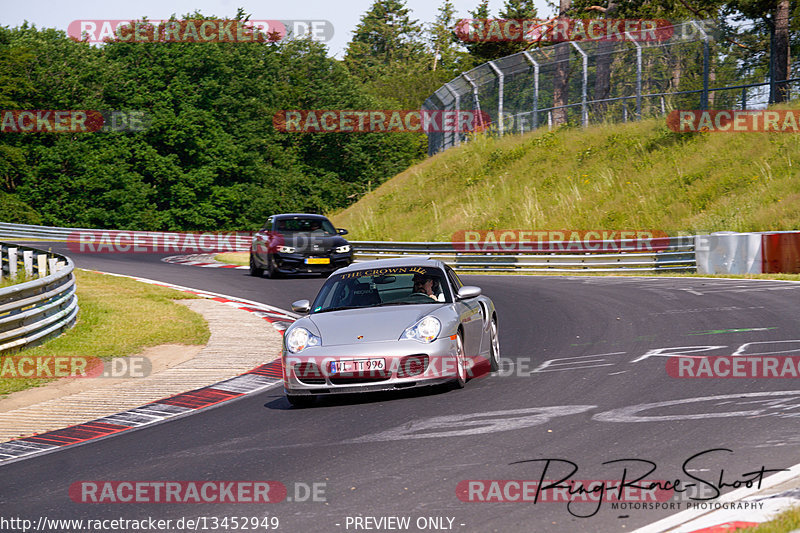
[286,327,321,353]
[334,245,351,253]
[277,246,295,253]
[401,316,441,343]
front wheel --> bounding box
[265,254,281,279]
[489,319,500,372]
[452,333,466,389]
[249,253,263,277]
[286,395,315,408]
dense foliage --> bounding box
[0,14,425,230]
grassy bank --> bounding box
[0,270,210,396]
[742,506,800,532]
[330,103,800,241]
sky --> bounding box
[2,0,555,58]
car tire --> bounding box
[489,318,500,372]
[286,395,315,408]
[249,253,264,277]
[453,332,466,389]
[265,254,281,279]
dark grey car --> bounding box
[249,213,352,278]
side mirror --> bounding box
[337,228,349,235]
[291,299,311,313]
[456,286,482,300]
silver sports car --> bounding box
[282,258,500,407]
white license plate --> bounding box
[329,359,386,374]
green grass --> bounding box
[741,506,800,532]
[0,269,210,397]
[215,252,249,266]
[0,272,30,289]
[330,102,800,241]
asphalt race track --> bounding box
[3,244,800,532]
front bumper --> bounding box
[274,252,351,273]
[282,337,460,395]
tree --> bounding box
[344,0,426,77]
[462,0,539,62]
[730,0,792,102]
[429,0,460,71]
[552,0,572,125]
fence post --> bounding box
[487,61,504,136]
[742,87,747,109]
[522,51,540,130]
[570,42,589,126]
[8,247,17,279]
[37,254,47,278]
[625,32,643,119]
[23,250,33,277]
[462,73,483,132]
[444,83,461,147]
[691,20,710,110]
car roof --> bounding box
[335,257,445,274]
[271,213,329,220]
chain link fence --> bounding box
[423,19,799,155]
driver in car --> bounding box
[412,273,444,301]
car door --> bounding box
[446,266,482,357]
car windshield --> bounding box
[310,266,451,313]
[274,218,336,234]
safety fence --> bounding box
[423,18,799,155]
[0,241,78,354]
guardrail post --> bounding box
[570,42,589,126]
[49,257,59,275]
[37,254,48,278]
[487,61,504,136]
[444,82,461,147]
[8,247,18,279]
[522,51,540,130]
[23,250,33,277]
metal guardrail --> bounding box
[0,222,696,273]
[0,241,78,354]
[351,236,696,273]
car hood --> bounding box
[307,304,447,345]
[281,233,347,252]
